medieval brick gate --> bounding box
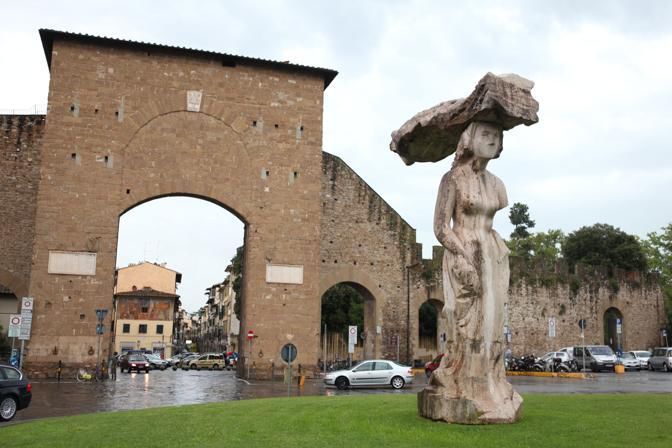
[1,30,666,379]
[1,29,343,377]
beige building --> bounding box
[113,262,181,357]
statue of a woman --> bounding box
[418,120,522,424]
[390,72,538,424]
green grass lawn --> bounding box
[2,394,669,447]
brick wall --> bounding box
[0,115,44,297]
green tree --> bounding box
[509,202,536,239]
[562,223,647,273]
[320,284,364,337]
[642,224,672,328]
[230,246,244,321]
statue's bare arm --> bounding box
[433,173,466,257]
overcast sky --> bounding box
[2,1,671,312]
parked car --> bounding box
[119,354,150,373]
[630,350,651,369]
[144,354,169,370]
[173,354,199,370]
[541,351,572,363]
[183,353,226,371]
[572,346,617,372]
[424,354,444,377]
[647,347,672,372]
[324,359,414,390]
[0,364,32,422]
[618,352,641,370]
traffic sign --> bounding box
[19,309,32,341]
[616,319,622,334]
[348,325,357,346]
[548,317,556,338]
[280,343,297,363]
[8,314,22,338]
[578,319,587,330]
[21,297,33,311]
[95,309,108,321]
[247,330,255,340]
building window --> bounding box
[122,324,130,333]
[156,324,164,334]
[141,306,149,313]
[139,324,147,334]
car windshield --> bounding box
[635,352,651,357]
[588,347,613,356]
[621,353,635,359]
[129,355,145,361]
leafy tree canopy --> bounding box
[230,246,244,321]
[321,284,363,336]
[508,229,565,264]
[641,224,672,327]
[509,202,536,239]
[562,223,647,273]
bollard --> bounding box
[271,362,275,382]
[57,360,62,383]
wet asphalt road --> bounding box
[4,368,671,425]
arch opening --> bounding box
[417,299,445,359]
[320,282,376,369]
[0,283,18,363]
[114,195,245,360]
[603,307,624,351]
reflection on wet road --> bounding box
[6,369,671,424]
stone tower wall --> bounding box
[0,115,44,298]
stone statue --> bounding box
[390,73,539,424]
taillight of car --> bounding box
[26,383,32,393]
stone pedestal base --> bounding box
[418,385,523,424]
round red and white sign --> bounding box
[247,330,255,340]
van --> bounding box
[572,345,616,372]
[647,347,672,372]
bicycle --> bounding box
[75,367,99,382]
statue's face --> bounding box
[471,122,503,159]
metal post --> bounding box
[406,266,411,365]
[396,335,400,363]
[323,323,327,376]
[247,337,252,379]
[19,340,25,371]
[287,357,292,397]
[96,332,102,380]
[581,331,586,372]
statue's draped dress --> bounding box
[420,164,522,423]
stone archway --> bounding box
[21,31,331,376]
[417,298,445,359]
[603,307,624,351]
[319,267,383,362]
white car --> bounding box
[324,360,414,390]
[618,352,641,370]
[541,352,571,363]
[629,350,651,369]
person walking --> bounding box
[108,352,118,380]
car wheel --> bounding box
[0,396,18,422]
[212,364,219,370]
[190,364,197,370]
[425,369,431,378]
[664,363,670,373]
[172,365,178,371]
[145,369,149,374]
[335,376,349,390]
[391,376,405,390]
[648,363,654,371]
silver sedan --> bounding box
[324,360,414,390]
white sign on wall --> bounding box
[265,264,304,285]
[48,251,97,276]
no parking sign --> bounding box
[8,314,22,337]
